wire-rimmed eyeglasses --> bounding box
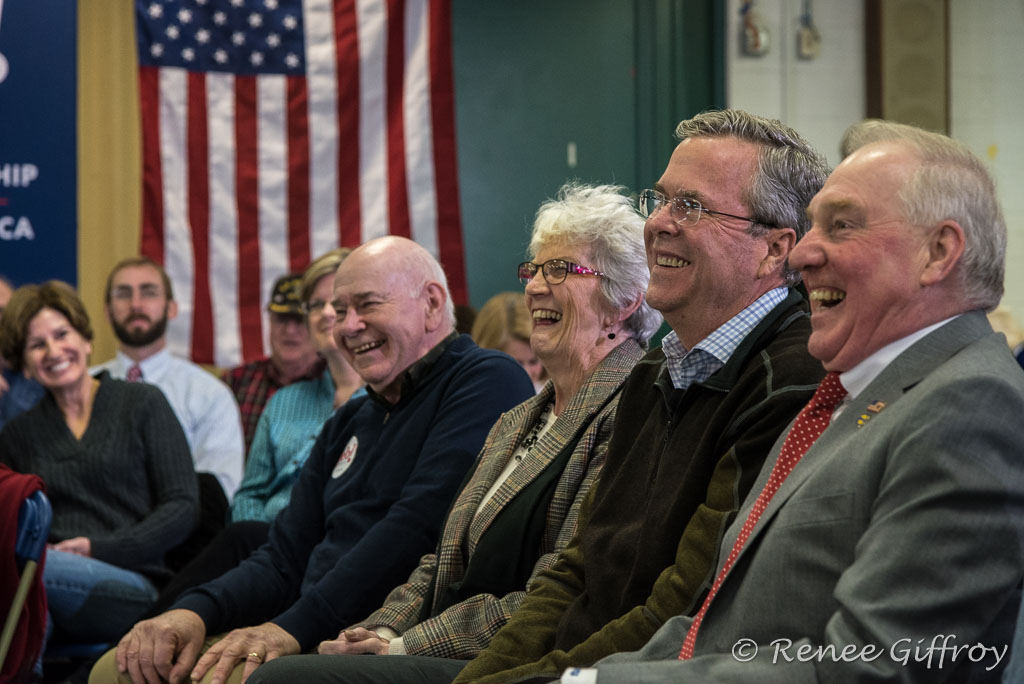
[638,189,771,228]
[517,259,604,287]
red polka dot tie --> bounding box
[678,371,846,660]
[126,363,143,383]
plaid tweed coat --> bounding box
[354,338,643,659]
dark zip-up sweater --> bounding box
[174,334,534,651]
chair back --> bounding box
[0,488,51,681]
[15,491,51,569]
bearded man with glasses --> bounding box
[451,110,830,684]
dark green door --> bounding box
[452,0,725,306]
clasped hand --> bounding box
[50,536,91,556]
[317,627,390,656]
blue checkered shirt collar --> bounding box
[661,287,789,390]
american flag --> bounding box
[135,0,465,366]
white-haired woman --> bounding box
[248,183,662,684]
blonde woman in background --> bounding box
[472,291,546,393]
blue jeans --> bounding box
[43,549,158,643]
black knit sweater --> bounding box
[0,371,198,583]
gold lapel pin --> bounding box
[858,400,887,428]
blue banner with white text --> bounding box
[0,1,77,288]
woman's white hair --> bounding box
[530,183,662,342]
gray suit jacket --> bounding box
[591,311,1024,683]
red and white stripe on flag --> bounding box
[135,0,465,366]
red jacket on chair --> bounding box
[0,464,46,684]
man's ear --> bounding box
[757,227,797,280]
[920,220,965,287]
[422,282,447,332]
[167,299,179,320]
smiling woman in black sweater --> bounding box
[0,280,197,648]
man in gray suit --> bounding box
[571,122,1024,682]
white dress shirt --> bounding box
[835,315,959,418]
[93,348,245,500]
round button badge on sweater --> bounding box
[332,436,358,478]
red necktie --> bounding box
[125,364,143,382]
[678,371,847,660]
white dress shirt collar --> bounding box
[114,347,171,382]
[838,314,960,404]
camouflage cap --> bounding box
[267,273,304,314]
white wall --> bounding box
[950,1,1024,320]
[725,0,865,168]
[726,0,1024,320]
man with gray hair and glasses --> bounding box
[438,110,830,684]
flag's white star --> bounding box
[213,11,227,25]
[150,43,164,57]
[282,15,298,30]
[182,47,195,61]
[232,31,245,46]
[148,3,162,19]
[196,28,211,44]
[214,49,229,64]
[264,0,279,9]
[266,33,280,48]
[248,13,263,28]
[250,51,265,66]
[231,0,244,7]
[178,8,192,24]
[196,0,208,5]
[166,25,180,40]
[285,53,299,68]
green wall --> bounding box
[452,0,725,309]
